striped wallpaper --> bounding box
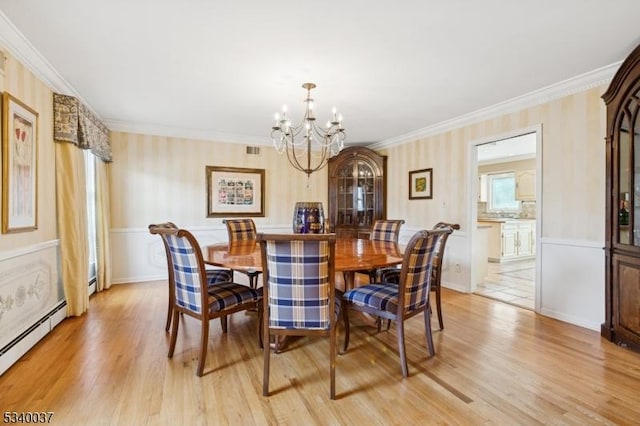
[379,85,606,243]
[109,132,329,230]
[0,50,57,250]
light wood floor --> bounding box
[2,280,640,425]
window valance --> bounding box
[53,93,112,162]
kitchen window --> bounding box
[487,172,520,212]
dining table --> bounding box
[204,237,403,290]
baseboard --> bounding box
[0,301,66,376]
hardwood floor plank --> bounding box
[1,281,640,424]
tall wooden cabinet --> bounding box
[602,42,640,351]
[328,146,387,238]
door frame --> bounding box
[467,124,542,312]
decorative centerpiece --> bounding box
[293,202,325,233]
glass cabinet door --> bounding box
[619,114,631,244]
[633,89,640,245]
[337,164,354,226]
[618,87,640,245]
[356,162,374,225]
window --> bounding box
[487,172,520,212]
[84,150,97,285]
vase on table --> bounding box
[293,202,325,234]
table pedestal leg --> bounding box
[343,271,355,291]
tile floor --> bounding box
[474,258,535,310]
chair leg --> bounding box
[423,308,436,357]
[168,307,180,358]
[342,304,350,353]
[165,284,174,332]
[220,315,228,333]
[397,320,408,378]
[258,303,264,349]
[197,317,210,377]
[434,286,444,330]
[330,326,337,400]
[263,328,271,396]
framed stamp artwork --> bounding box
[2,92,39,233]
[206,166,265,217]
[409,168,433,200]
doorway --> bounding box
[470,131,540,311]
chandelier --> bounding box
[271,83,345,177]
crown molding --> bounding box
[0,10,104,120]
[0,11,72,94]
[368,63,619,150]
[105,119,271,145]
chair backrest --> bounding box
[257,233,336,330]
[370,219,405,243]
[150,225,208,315]
[149,222,179,279]
[431,222,460,283]
[224,218,258,242]
[149,222,178,252]
[397,228,452,314]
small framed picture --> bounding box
[409,168,433,200]
[206,166,265,217]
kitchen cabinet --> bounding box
[328,146,387,239]
[516,170,535,201]
[478,174,488,202]
[479,219,535,262]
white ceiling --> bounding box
[1,1,639,146]
[477,132,536,164]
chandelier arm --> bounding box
[286,136,309,173]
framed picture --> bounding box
[206,166,265,217]
[409,168,433,200]
[2,92,38,233]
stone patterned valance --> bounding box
[53,93,112,162]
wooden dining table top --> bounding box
[204,237,403,274]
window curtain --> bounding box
[95,159,112,292]
[55,142,89,316]
[53,93,112,315]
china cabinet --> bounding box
[328,146,387,238]
[602,42,640,350]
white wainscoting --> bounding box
[400,227,469,293]
[538,237,604,331]
[0,240,64,375]
[111,225,292,284]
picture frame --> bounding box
[409,168,433,200]
[206,166,265,217]
[2,92,38,233]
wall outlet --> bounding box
[454,263,461,273]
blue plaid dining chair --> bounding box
[149,222,234,331]
[352,219,405,284]
[149,225,261,377]
[342,228,451,377]
[223,218,262,288]
[377,222,459,330]
[257,233,339,400]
